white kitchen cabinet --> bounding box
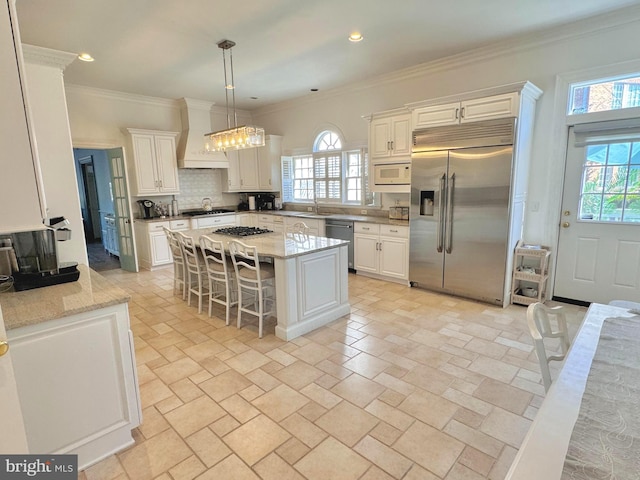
[258,135,283,191]
[223,136,281,192]
[104,214,119,256]
[125,129,180,196]
[354,223,409,282]
[369,111,412,160]
[190,214,236,229]
[411,92,519,129]
[236,213,256,227]
[8,302,141,470]
[257,214,284,234]
[223,148,259,192]
[135,218,189,270]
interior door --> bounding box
[444,146,512,304]
[107,148,138,272]
[0,307,29,452]
[555,126,640,304]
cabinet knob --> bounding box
[0,340,9,357]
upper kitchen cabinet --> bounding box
[223,135,282,192]
[368,110,412,161]
[258,135,283,191]
[125,129,180,196]
[409,88,533,129]
[1,0,46,231]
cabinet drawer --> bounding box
[147,221,170,232]
[170,219,189,230]
[380,224,409,238]
[258,214,274,223]
[192,215,236,229]
[355,223,379,235]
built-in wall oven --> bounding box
[325,219,354,270]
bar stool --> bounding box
[163,227,186,299]
[199,235,237,324]
[228,239,276,338]
[177,232,207,314]
[527,302,570,392]
[285,221,310,235]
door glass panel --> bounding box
[579,140,640,223]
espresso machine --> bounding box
[255,193,276,210]
[0,217,79,291]
[137,199,155,219]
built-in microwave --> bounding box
[373,162,411,185]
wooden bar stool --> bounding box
[199,235,237,324]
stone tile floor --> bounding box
[79,267,586,480]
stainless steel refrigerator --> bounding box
[409,117,516,305]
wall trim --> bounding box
[65,84,179,109]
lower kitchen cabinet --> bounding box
[190,214,236,229]
[8,301,141,470]
[134,219,189,270]
[104,214,119,256]
[354,223,409,282]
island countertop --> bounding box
[0,265,130,331]
[181,228,350,259]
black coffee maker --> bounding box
[256,193,275,210]
[137,199,155,219]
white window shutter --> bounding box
[281,156,293,202]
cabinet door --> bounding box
[224,150,241,191]
[149,232,172,266]
[370,118,391,158]
[154,135,179,193]
[258,136,282,191]
[390,115,412,157]
[131,134,159,195]
[412,102,460,129]
[354,234,379,273]
[460,93,518,123]
[238,148,259,190]
[379,237,409,279]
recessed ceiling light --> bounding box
[348,32,363,42]
[77,53,94,62]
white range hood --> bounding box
[176,98,229,168]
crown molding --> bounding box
[255,4,640,117]
[64,84,179,109]
[178,97,215,111]
[22,44,76,70]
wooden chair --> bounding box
[163,227,186,299]
[176,232,207,314]
[228,239,276,338]
[199,235,237,324]
[527,302,570,392]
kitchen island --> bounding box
[183,228,351,340]
[1,265,142,470]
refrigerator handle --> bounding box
[437,173,446,253]
[446,173,455,254]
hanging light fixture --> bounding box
[206,39,265,152]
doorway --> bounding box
[554,124,640,304]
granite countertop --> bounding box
[183,228,349,259]
[135,210,409,226]
[0,265,130,331]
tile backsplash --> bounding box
[175,169,238,210]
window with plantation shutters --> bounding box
[282,130,375,206]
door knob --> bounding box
[0,341,9,357]
[562,222,570,228]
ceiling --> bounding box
[16,0,640,110]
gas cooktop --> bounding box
[181,209,234,217]
[213,226,273,237]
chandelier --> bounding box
[206,40,265,152]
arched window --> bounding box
[282,130,373,205]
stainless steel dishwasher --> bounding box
[324,219,354,270]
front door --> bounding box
[107,148,138,272]
[555,126,640,304]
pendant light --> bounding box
[205,40,265,152]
